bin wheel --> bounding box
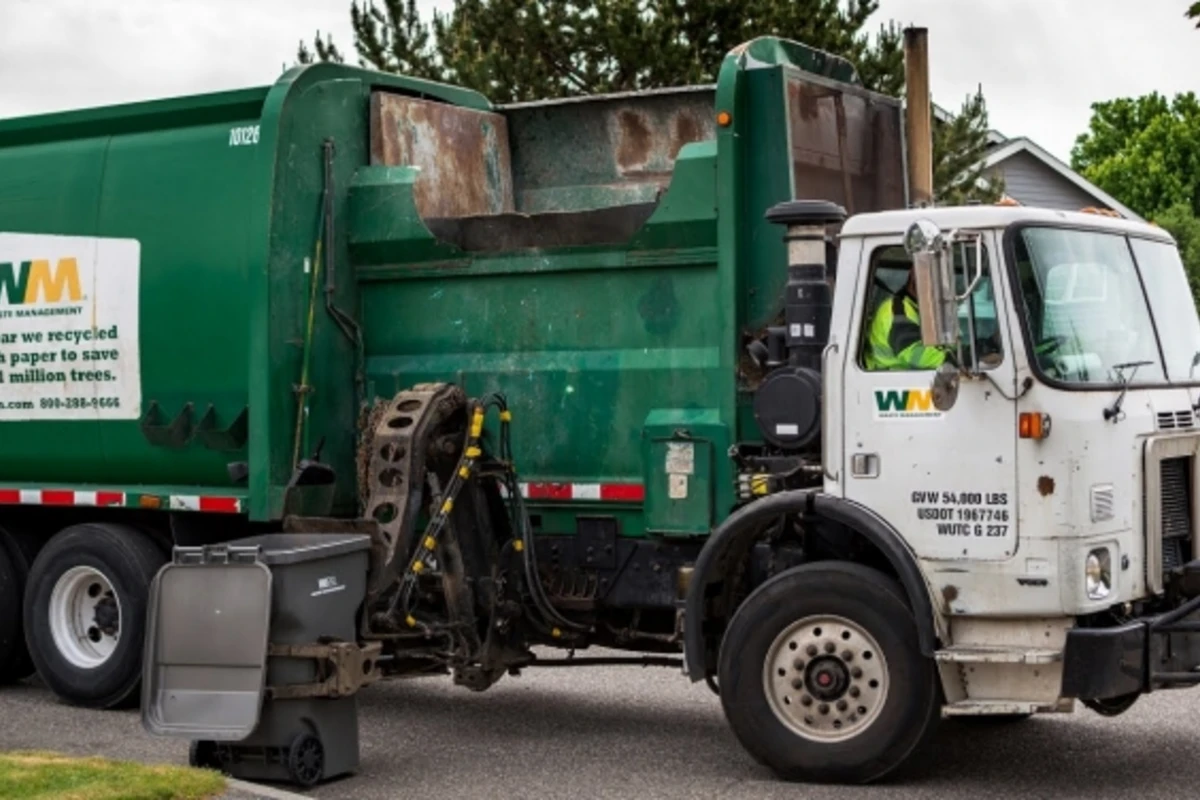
[287,733,324,787]
[188,740,221,771]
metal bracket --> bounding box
[266,641,384,699]
[141,401,195,448]
[195,404,249,451]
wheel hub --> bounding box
[806,656,849,701]
[48,566,122,669]
[763,614,889,743]
[93,595,120,637]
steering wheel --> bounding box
[1036,335,1071,355]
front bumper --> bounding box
[1062,595,1200,700]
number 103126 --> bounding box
[229,125,260,147]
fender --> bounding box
[682,490,940,682]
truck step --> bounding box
[934,645,1062,665]
[941,701,1050,717]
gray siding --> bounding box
[988,152,1101,212]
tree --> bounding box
[1189,2,1200,27]
[1072,92,1200,307]
[934,87,1004,205]
[1156,204,1200,303]
[1070,92,1200,219]
[300,0,1000,203]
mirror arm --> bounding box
[965,302,978,376]
[955,233,985,301]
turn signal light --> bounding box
[1019,412,1051,440]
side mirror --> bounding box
[904,220,959,349]
[931,363,960,411]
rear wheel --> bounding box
[0,543,23,684]
[24,523,166,709]
[717,561,940,784]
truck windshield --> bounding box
[1129,236,1200,382]
[1011,225,1200,386]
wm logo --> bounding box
[874,389,939,417]
[0,258,83,306]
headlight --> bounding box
[1085,549,1112,601]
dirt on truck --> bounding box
[4,26,1200,789]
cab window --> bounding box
[858,240,1001,372]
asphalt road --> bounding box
[2,653,1198,800]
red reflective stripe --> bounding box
[198,496,240,513]
[96,492,124,507]
[41,490,75,506]
[526,483,572,501]
[600,484,644,502]
[0,490,19,504]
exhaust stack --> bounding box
[904,27,934,208]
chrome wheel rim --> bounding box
[48,566,121,669]
[763,614,889,742]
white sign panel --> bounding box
[0,233,141,421]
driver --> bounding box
[864,262,949,371]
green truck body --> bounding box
[0,37,903,529]
[0,39,921,768]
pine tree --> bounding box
[299,0,999,203]
[935,88,1005,205]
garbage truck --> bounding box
[3,26,1200,786]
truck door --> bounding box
[841,232,1019,562]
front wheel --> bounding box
[717,561,940,784]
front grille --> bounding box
[1157,410,1196,431]
[1160,456,1194,571]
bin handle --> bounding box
[173,544,262,566]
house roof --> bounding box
[979,136,1144,222]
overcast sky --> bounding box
[1,0,1197,162]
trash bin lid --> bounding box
[226,533,372,565]
[141,556,273,740]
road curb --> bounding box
[225,778,312,800]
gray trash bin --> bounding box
[142,532,377,787]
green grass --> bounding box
[0,750,227,800]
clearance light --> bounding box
[716,111,732,127]
[1019,412,1051,440]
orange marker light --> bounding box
[716,111,732,127]
[1019,412,1051,440]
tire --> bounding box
[717,561,940,784]
[0,544,23,685]
[23,523,167,709]
[0,527,40,683]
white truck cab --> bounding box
[830,204,1200,713]
[686,203,1200,784]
